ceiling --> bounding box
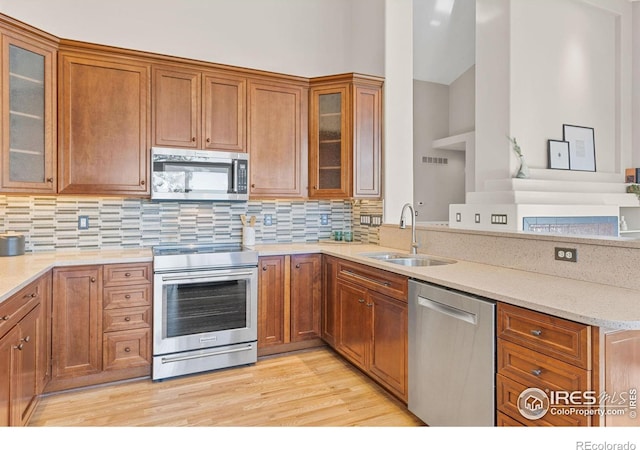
[413,0,476,85]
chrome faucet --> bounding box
[399,203,418,254]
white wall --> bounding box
[0,0,384,78]
[634,1,640,167]
[383,0,414,223]
[448,65,475,135]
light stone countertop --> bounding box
[2,243,639,330]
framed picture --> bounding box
[563,124,596,171]
[548,140,570,170]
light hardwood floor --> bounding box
[29,348,424,427]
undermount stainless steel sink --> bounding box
[359,252,456,267]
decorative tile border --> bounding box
[0,195,383,252]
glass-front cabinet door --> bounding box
[309,84,351,198]
[1,33,56,193]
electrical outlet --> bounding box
[371,216,382,227]
[360,215,371,226]
[555,247,577,262]
[320,214,329,226]
[78,215,89,230]
[491,214,508,225]
[475,214,481,224]
[263,214,273,226]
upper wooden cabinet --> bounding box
[0,25,57,194]
[57,45,151,196]
[152,65,246,152]
[309,74,383,199]
[248,79,308,198]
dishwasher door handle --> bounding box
[417,296,477,325]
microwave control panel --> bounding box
[236,160,248,194]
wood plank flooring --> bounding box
[28,348,424,427]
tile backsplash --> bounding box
[0,195,383,252]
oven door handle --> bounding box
[160,344,254,364]
[161,271,255,282]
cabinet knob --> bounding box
[206,138,211,143]
[14,343,24,351]
[124,347,131,353]
[358,298,365,303]
[0,315,9,321]
[312,186,317,190]
[192,137,196,142]
[262,266,268,271]
[530,329,542,337]
[90,277,96,283]
[531,369,543,377]
[124,316,131,322]
[24,292,37,298]
[140,180,145,186]
[46,177,54,183]
[295,264,301,269]
[366,302,373,307]
[251,184,255,188]
[125,294,131,299]
[125,272,131,277]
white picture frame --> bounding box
[563,124,596,172]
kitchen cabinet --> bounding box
[248,79,308,198]
[330,258,408,402]
[258,254,322,356]
[497,303,593,426]
[152,65,246,151]
[0,272,51,426]
[0,24,57,194]
[48,262,152,392]
[321,255,339,347]
[309,74,382,199]
[57,45,150,196]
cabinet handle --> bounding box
[262,266,268,271]
[358,298,365,303]
[140,180,145,186]
[0,315,9,321]
[192,137,196,142]
[14,343,24,351]
[125,272,131,277]
[366,302,374,307]
[124,316,131,322]
[312,186,317,190]
[531,369,543,377]
[341,270,392,288]
[91,277,96,283]
[124,347,131,353]
[24,292,37,299]
[206,138,211,143]
[295,264,301,269]
[530,329,542,337]
[125,294,131,299]
[22,336,30,343]
[251,184,256,188]
[46,177,54,183]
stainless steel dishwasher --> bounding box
[408,280,496,426]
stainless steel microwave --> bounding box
[151,147,249,201]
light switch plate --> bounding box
[320,214,329,226]
[78,215,89,230]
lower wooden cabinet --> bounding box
[48,263,152,392]
[0,272,51,426]
[327,258,408,402]
[258,254,323,355]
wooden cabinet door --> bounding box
[203,73,246,151]
[153,66,200,148]
[309,84,351,198]
[0,31,56,194]
[322,255,339,346]
[248,81,306,198]
[58,51,150,195]
[52,266,102,380]
[336,280,369,370]
[0,325,18,426]
[13,304,40,426]
[36,272,52,394]
[352,82,381,198]
[290,254,321,342]
[369,291,407,401]
[258,256,287,348]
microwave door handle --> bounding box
[230,160,239,193]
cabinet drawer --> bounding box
[103,285,152,309]
[103,263,152,286]
[337,260,408,301]
[103,328,151,371]
[0,277,44,338]
[498,303,591,369]
[498,340,590,393]
[497,374,590,426]
[103,306,151,332]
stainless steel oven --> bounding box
[152,244,258,380]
